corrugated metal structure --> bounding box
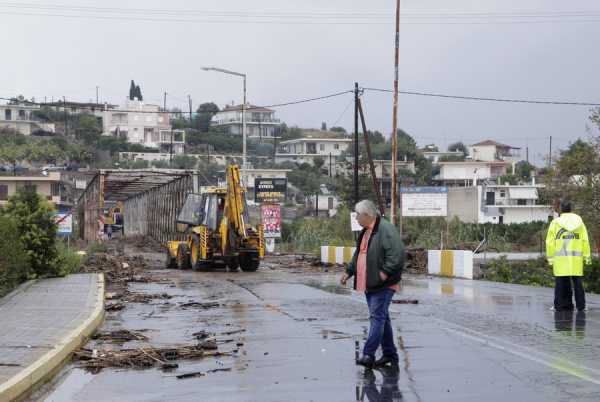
[76,169,198,244]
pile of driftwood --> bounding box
[81,253,151,288]
[74,344,232,372]
[92,329,149,343]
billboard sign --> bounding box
[401,186,448,217]
[261,204,282,238]
[54,213,73,235]
[255,178,287,203]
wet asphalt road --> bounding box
[32,253,600,402]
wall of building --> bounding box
[469,145,496,162]
[447,187,479,223]
[503,207,552,224]
[440,164,492,181]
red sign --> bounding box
[261,204,281,238]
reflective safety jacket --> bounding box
[546,213,591,277]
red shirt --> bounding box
[356,222,400,293]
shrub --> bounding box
[2,188,60,278]
[0,215,28,296]
[55,240,84,276]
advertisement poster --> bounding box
[54,213,73,235]
[261,204,282,238]
[255,178,287,203]
[401,187,448,217]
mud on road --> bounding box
[29,239,600,402]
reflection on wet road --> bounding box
[32,255,600,402]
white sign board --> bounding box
[54,213,73,235]
[350,212,362,232]
[75,180,87,190]
[401,187,448,217]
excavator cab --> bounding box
[166,165,264,272]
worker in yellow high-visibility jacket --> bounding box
[546,200,591,312]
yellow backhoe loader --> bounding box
[165,165,264,271]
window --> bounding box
[328,197,334,209]
[51,182,60,197]
[485,192,495,206]
[0,185,7,200]
[319,144,325,151]
[18,110,26,120]
[4,109,11,120]
[517,199,527,206]
[499,190,506,198]
[334,143,340,150]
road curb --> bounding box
[0,273,105,402]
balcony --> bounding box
[212,118,281,125]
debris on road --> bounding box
[392,299,419,304]
[74,345,233,372]
[105,302,125,312]
[176,367,232,380]
[192,330,212,339]
[179,301,220,309]
[92,329,149,343]
[81,253,151,290]
[220,328,246,336]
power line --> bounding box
[0,90,352,115]
[3,5,600,25]
[363,87,600,106]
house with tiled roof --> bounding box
[468,140,521,162]
[211,103,281,138]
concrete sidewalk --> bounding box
[0,274,104,402]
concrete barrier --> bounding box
[428,250,474,279]
[321,246,356,264]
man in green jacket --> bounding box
[546,199,591,312]
[340,200,404,369]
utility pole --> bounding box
[354,82,359,206]
[526,147,529,164]
[188,95,193,122]
[549,136,553,167]
[63,96,68,136]
[96,86,99,104]
[163,92,167,111]
[391,0,401,227]
[170,128,174,167]
[329,152,332,178]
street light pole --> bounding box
[202,66,248,171]
[242,74,247,170]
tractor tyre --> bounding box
[239,252,260,272]
[176,243,191,270]
[165,249,177,269]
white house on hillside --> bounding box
[435,161,510,186]
[468,140,521,163]
[102,100,185,154]
[211,104,280,138]
[0,100,55,135]
[275,135,352,165]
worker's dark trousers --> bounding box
[554,276,585,311]
[364,288,398,360]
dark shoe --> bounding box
[374,355,399,368]
[356,355,375,368]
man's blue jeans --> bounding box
[363,288,398,360]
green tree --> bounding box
[448,141,469,156]
[0,215,28,295]
[75,115,102,145]
[2,188,59,277]
[129,80,136,100]
[544,138,600,244]
[196,103,219,132]
[330,126,347,134]
[172,154,198,169]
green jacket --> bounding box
[546,212,591,277]
[346,217,405,292]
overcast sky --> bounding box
[3,0,600,165]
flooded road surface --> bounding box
[32,253,600,402]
